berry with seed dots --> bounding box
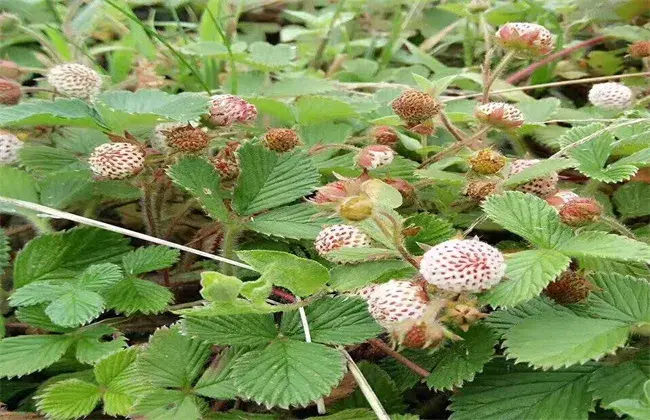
[475,102,524,129]
[629,40,650,59]
[208,94,257,126]
[495,22,555,57]
[544,270,594,304]
[391,90,441,123]
[263,128,301,152]
[371,125,399,147]
[358,279,429,327]
[88,142,145,180]
[314,224,372,263]
[508,159,559,198]
[419,239,506,293]
[469,149,507,174]
[559,197,602,226]
[161,124,209,152]
[464,180,498,202]
[0,130,23,165]
[588,82,634,110]
[0,78,20,105]
[211,141,241,181]
[47,63,102,100]
[356,145,395,170]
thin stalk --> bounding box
[369,338,430,377]
[220,224,241,275]
[373,213,419,269]
[550,119,647,159]
[141,183,160,237]
[205,7,238,94]
[508,133,529,155]
[440,112,468,142]
[418,126,490,169]
[312,0,347,69]
[600,216,637,239]
[482,50,516,102]
[27,214,54,235]
[339,348,391,420]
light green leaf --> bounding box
[295,96,358,125]
[233,144,320,215]
[232,339,345,409]
[76,263,122,291]
[613,182,650,219]
[504,312,630,369]
[0,334,73,378]
[502,159,574,188]
[590,351,650,407]
[578,256,650,279]
[484,296,574,337]
[414,168,467,185]
[74,325,127,365]
[37,379,101,420]
[557,231,650,263]
[329,260,414,291]
[584,272,650,323]
[180,41,247,58]
[245,41,295,71]
[449,359,597,420]
[518,98,561,125]
[194,347,243,400]
[246,204,335,240]
[19,145,82,176]
[248,97,295,123]
[183,313,278,347]
[199,271,244,302]
[0,166,40,214]
[281,296,382,345]
[9,281,68,306]
[167,156,229,222]
[133,389,204,420]
[95,348,146,416]
[39,170,94,209]
[608,398,650,419]
[0,99,101,128]
[104,277,173,316]
[15,305,70,333]
[121,246,180,275]
[482,192,573,249]
[403,213,456,254]
[45,287,105,327]
[480,250,571,308]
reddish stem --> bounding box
[506,36,608,84]
[272,287,297,303]
[369,338,431,377]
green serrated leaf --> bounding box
[613,182,650,219]
[183,313,278,347]
[557,231,650,263]
[104,277,173,316]
[45,287,105,327]
[584,272,650,323]
[503,159,575,188]
[245,41,295,71]
[194,347,243,400]
[167,156,229,222]
[95,348,147,416]
[9,281,69,306]
[590,351,650,407]
[19,145,82,176]
[76,263,123,291]
[232,339,345,409]
[199,271,243,302]
[37,379,101,420]
[0,166,40,215]
[449,359,597,420]
[246,204,336,240]
[233,144,320,215]
[484,296,574,337]
[122,246,180,275]
[39,170,94,209]
[329,260,414,291]
[504,312,630,369]
[0,335,74,378]
[480,250,571,308]
[132,389,205,420]
[281,296,382,345]
[75,325,128,365]
[403,213,455,254]
[482,192,573,249]
[0,99,102,128]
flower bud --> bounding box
[338,194,374,221]
[495,22,555,57]
[559,197,601,226]
[475,102,524,129]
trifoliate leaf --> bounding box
[237,250,329,296]
[233,144,320,215]
[167,156,229,222]
[13,227,131,288]
[613,182,650,219]
[0,98,101,128]
[245,203,336,240]
[329,260,415,291]
[480,250,571,308]
[449,359,597,420]
[584,272,650,323]
[504,312,630,369]
[104,277,173,316]
[590,351,650,407]
[482,192,573,249]
[335,361,406,413]
[232,339,345,409]
[426,325,498,391]
[502,158,574,188]
[37,379,102,420]
[403,213,455,254]
[76,263,123,291]
[45,287,105,327]
[75,325,128,365]
[95,348,147,416]
[483,296,574,337]
[132,389,205,420]
[182,313,278,347]
[121,246,180,276]
[194,347,243,400]
[294,95,358,125]
[0,335,74,378]
[137,327,212,389]
[280,296,382,345]
[557,231,650,263]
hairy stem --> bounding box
[440,111,468,142]
[600,216,637,239]
[418,126,490,169]
[482,50,516,102]
[373,213,419,269]
[369,338,430,377]
[220,224,241,275]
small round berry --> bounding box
[0,60,21,79]
[419,239,506,293]
[629,41,650,59]
[0,78,21,105]
[508,159,559,198]
[544,270,593,304]
[588,82,634,110]
[47,63,102,100]
[465,180,498,202]
[263,128,301,153]
[359,279,429,327]
[211,141,241,181]
[495,22,555,57]
[356,145,395,170]
[475,102,524,129]
[391,90,441,123]
[0,130,23,165]
[545,190,581,210]
[371,126,399,147]
[208,94,257,126]
[315,224,372,263]
[469,149,506,174]
[151,122,182,153]
[88,142,145,180]
[559,197,601,226]
[161,124,209,152]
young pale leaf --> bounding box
[502,159,575,188]
[76,263,123,291]
[232,339,345,409]
[245,203,337,240]
[194,347,243,400]
[280,296,382,345]
[504,312,630,369]
[167,156,229,222]
[233,144,320,215]
[0,99,102,128]
[449,359,597,420]
[482,192,573,249]
[426,325,498,391]
[335,361,406,413]
[182,313,278,347]
[557,231,650,263]
[104,277,173,316]
[0,335,74,378]
[329,260,414,291]
[484,296,574,337]
[589,351,650,407]
[613,182,650,219]
[200,271,244,302]
[45,287,105,327]
[13,227,131,288]
[584,272,650,323]
[480,250,571,308]
[137,327,212,389]
[37,379,102,420]
[121,246,180,275]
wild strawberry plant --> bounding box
[0,1,650,419]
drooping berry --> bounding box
[559,197,602,226]
[629,40,650,58]
[88,142,145,180]
[161,124,209,152]
[0,78,20,105]
[0,130,23,165]
[356,145,395,170]
[263,128,301,152]
[544,270,594,304]
[0,60,21,79]
[469,149,507,174]
[338,195,374,222]
[495,22,555,57]
[465,180,498,202]
[315,224,372,263]
[47,63,102,100]
[371,125,399,147]
[419,239,506,293]
[211,141,241,181]
[310,180,350,205]
[208,94,257,126]
[391,90,441,123]
[475,102,524,129]
[588,82,634,110]
[508,159,558,198]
